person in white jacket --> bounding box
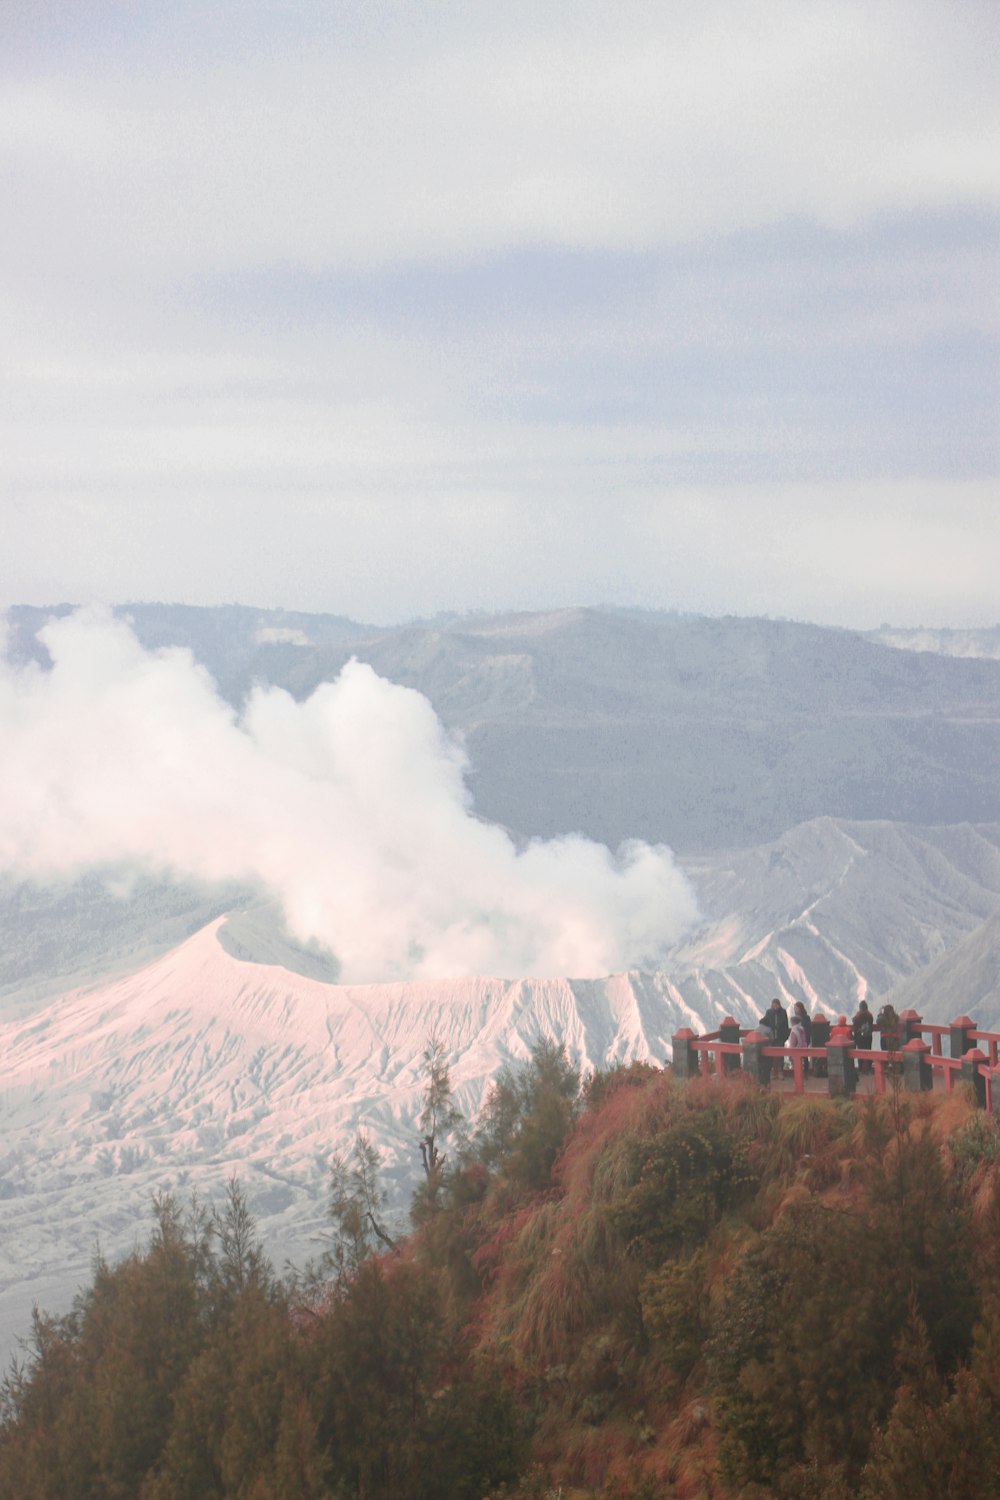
[785,1016,807,1072]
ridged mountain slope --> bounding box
[887,906,1000,1033]
[0,918,715,1365]
[672,818,1000,1020]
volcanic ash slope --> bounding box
[0,919,716,1363]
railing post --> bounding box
[991,1064,1000,1118]
[826,1019,857,1099]
[899,1009,923,1045]
[902,1038,933,1093]
[961,1048,988,1109]
[950,1016,977,1059]
[672,1028,700,1081]
[719,1016,742,1074]
[741,1028,772,1087]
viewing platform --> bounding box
[671,1011,1000,1114]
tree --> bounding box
[327,1132,395,1282]
[476,1038,580,1192]
[862,1302,1000,1498]
[309,1257,442,1497]
[212,1175,273,1304]
[412,1034,466,1223]
[709,1199,899,1494]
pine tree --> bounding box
[326,1132,395,1283]
[413,1033,466,1223]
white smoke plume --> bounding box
[0,609,698,981]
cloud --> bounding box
[3,2,997,286]
[0,609,698,981]
[1,3,995,630]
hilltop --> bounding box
[2,1056,998,1498]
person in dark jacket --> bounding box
[875,1003,901,1072]
[852,1000,875,1072]
[766,998,790,1078]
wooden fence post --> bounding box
[900,1009,923,1045]
[719,1016,742,1074]
[826,1018,857,1099]
[902,1038,933,1093]
[950,1016,977,1059]
[672,1029,700,1081]
[741,1029,772,1087]
[961,1048,988,1109]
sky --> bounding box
[3,0,999,629]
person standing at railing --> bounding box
[852,1000,874,1073]
[791,1002,812,1073]
[876,1003,901,1074]
[786,1012,808,1074]
[758,1007,777,1077]
[762,998,790,1078]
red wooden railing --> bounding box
[673,1009,1000,1114]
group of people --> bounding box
[757,996,902,1076]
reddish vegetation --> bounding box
[419,1066,1000,1496]
[3,1054,999,1498]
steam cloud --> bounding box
[0,610,698,981]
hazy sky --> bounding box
[3,0,998,628]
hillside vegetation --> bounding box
[3,1050,999,1499]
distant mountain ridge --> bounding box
[7,602,1000,851]
[5,600,1000,1026]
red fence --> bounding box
[672,1009,1000,1114]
